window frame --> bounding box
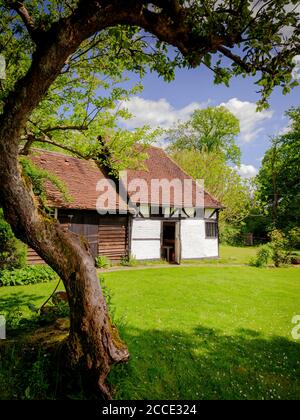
[205,219,218,239]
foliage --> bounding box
[288,226,300,249]
[24,352,51,400]
[170,149,251,229]
[249,245,271,268]
[120,254,138,267]
[0,209,27,270]
[0,344,53,400]
[0,265,58,287]
[0,0,299,176]
[167,107,241,165]
[219,223,244,246]
[242,206,270,244]
[95,255,112,269]
[269,229,291,267]
[256,107,300,231]
[20,157,72,207]
[0,3,166,173]
[1,0,299,114]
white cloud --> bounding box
[120,97,206,129]
[237,164,258,178]
[279,123,292,136]
[220,98,274,143]
[121,96,274,144]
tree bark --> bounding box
[0,141,129,398]
[0,0,230,398]
[0,13,133,395]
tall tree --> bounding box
[167,106,241,165]
[257,107,300,231]
[0,0,299,397]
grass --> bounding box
[0,263,299,400]
[104,266,300,400]
[0,282,60,320]
[105,245,261,269]
[183,244,261,265]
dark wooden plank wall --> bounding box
[98,216,129,262]
[27,212,129,264]
[27,248,46,265]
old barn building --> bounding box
[27,147,222,265]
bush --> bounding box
[249,245,271,268]
[0,265,58,287]
[95,255,112,269]
[120,254,138,267]
[287,227,300,249]
[219,223,244,246]
[0,209,27,270]
[269,229,291,267]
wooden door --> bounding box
[98,216,128,262]
[174,221,181,265]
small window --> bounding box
[205,221,218,238]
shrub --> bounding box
[287,227,300,250]
[0,265,58,287]
[95,255,112,269]
[120,254,138,267]
[269,229,291,267]
[0,209,27,270]
[219,223,244,246]
[249,245,271,268]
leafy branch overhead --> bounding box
[1,2,299,113]
[20,157,73,207]
[0,1,299,162]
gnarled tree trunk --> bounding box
[0,0,201,398]
[0,15,133,397]
[0,142,129,398]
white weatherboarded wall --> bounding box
[181,219,218,259]
[131,219,161,260]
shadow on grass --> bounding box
[0,292,44,312]
[109,325,300,400]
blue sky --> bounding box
[120,63,300,178]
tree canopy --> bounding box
[256,107,300,231]
[166,106,241,164]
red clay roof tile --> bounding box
[29,147,222,210]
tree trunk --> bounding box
[0,14,135,398]
[0,143,129,398]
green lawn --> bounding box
[0,266,299,400]
[184,244,261,265]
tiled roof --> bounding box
[29,147,222,210]
[29,150,127,211]
[126,147,222,208]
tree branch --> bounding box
[20,135,89,159]
[217,45,251,72]
[6,1,40,42]
[43,125,89,134]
